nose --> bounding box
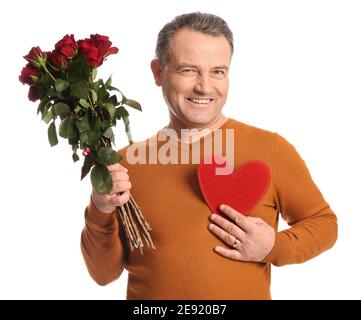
[194,73,212,95]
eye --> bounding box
[181,68,197,76]
[212,69,226,79]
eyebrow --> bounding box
[175,63,199,70]
[212,65,229,71]
[176,63,229,71]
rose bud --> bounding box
[77,34,118,68]
[48,50,69,70]
[90,34,119,58]
[55,34,77,59]
[77,39,101,67]
[19,64,41,85]
[28,86,40,102]
[24,46,46,68]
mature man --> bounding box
[81,12,337,299]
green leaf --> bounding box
[88,129,102,147]
[79,99,90,108]
[41,73,52,90]
[74,105,82,114]
[103,127,113,139]
[96,147,121,166]
[91,79,103,91]
[109,85,121,93]
[90,164,112,194]
[115,106,129,120]
[70,79,89,99]
[59,117,78,139]
[68,55,91,81]
[42,108,54,124]
[110,133,115,145]
[109,95,118,106]
[90,115,102,131]
[81,151,96,180]
[68,119,78,138]
[101,119,112,130]
[48,121,58,147]
[37,97,51,115]
[124,99,142,111]
[94,84,107,103]
[68,137,78,145]
[73,152,79,162]
[103,127,115,145]
[55,79,69,92]
[102,102,116,119]
[123,114,130,128]
[53,102,70,117]
[59,119,69,138]
[47,88,58,98]
[80,132,88,146]
[104,76,112,89]
[76,113,90,132]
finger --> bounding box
[213,246,243,261]
[209,213,246,240]
[208,223,245,247]
[219,204,250,232]
[110,180,132,195]
[110,171,129,182]
[107,163,128,173]
[109,190,130,206]
[248,216,264,224]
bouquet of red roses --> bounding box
[19,34,155,254]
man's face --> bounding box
[152,27,232,128]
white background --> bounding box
[0,0,360,299]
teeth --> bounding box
[189,98,211,104]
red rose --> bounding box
[77,39,101,67]
[48,50,69,70]
[77,34,118,68]
[24,47,46,68]
[90,34,119,57]
[19,64,41,85]
[55,34,77,58]
[28,86,40,102]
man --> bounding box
[81,12,338,299]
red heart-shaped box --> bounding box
[197,155,271,217]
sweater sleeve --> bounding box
[262,134,338,266]
[80,198,127,285]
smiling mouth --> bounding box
[187,98,214,105]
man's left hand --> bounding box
[208,204,275,262]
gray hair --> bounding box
[155,12,234,66]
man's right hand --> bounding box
[91,163,132,214]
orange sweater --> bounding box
[81,118,338,299]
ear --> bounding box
[150,59,163,86]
